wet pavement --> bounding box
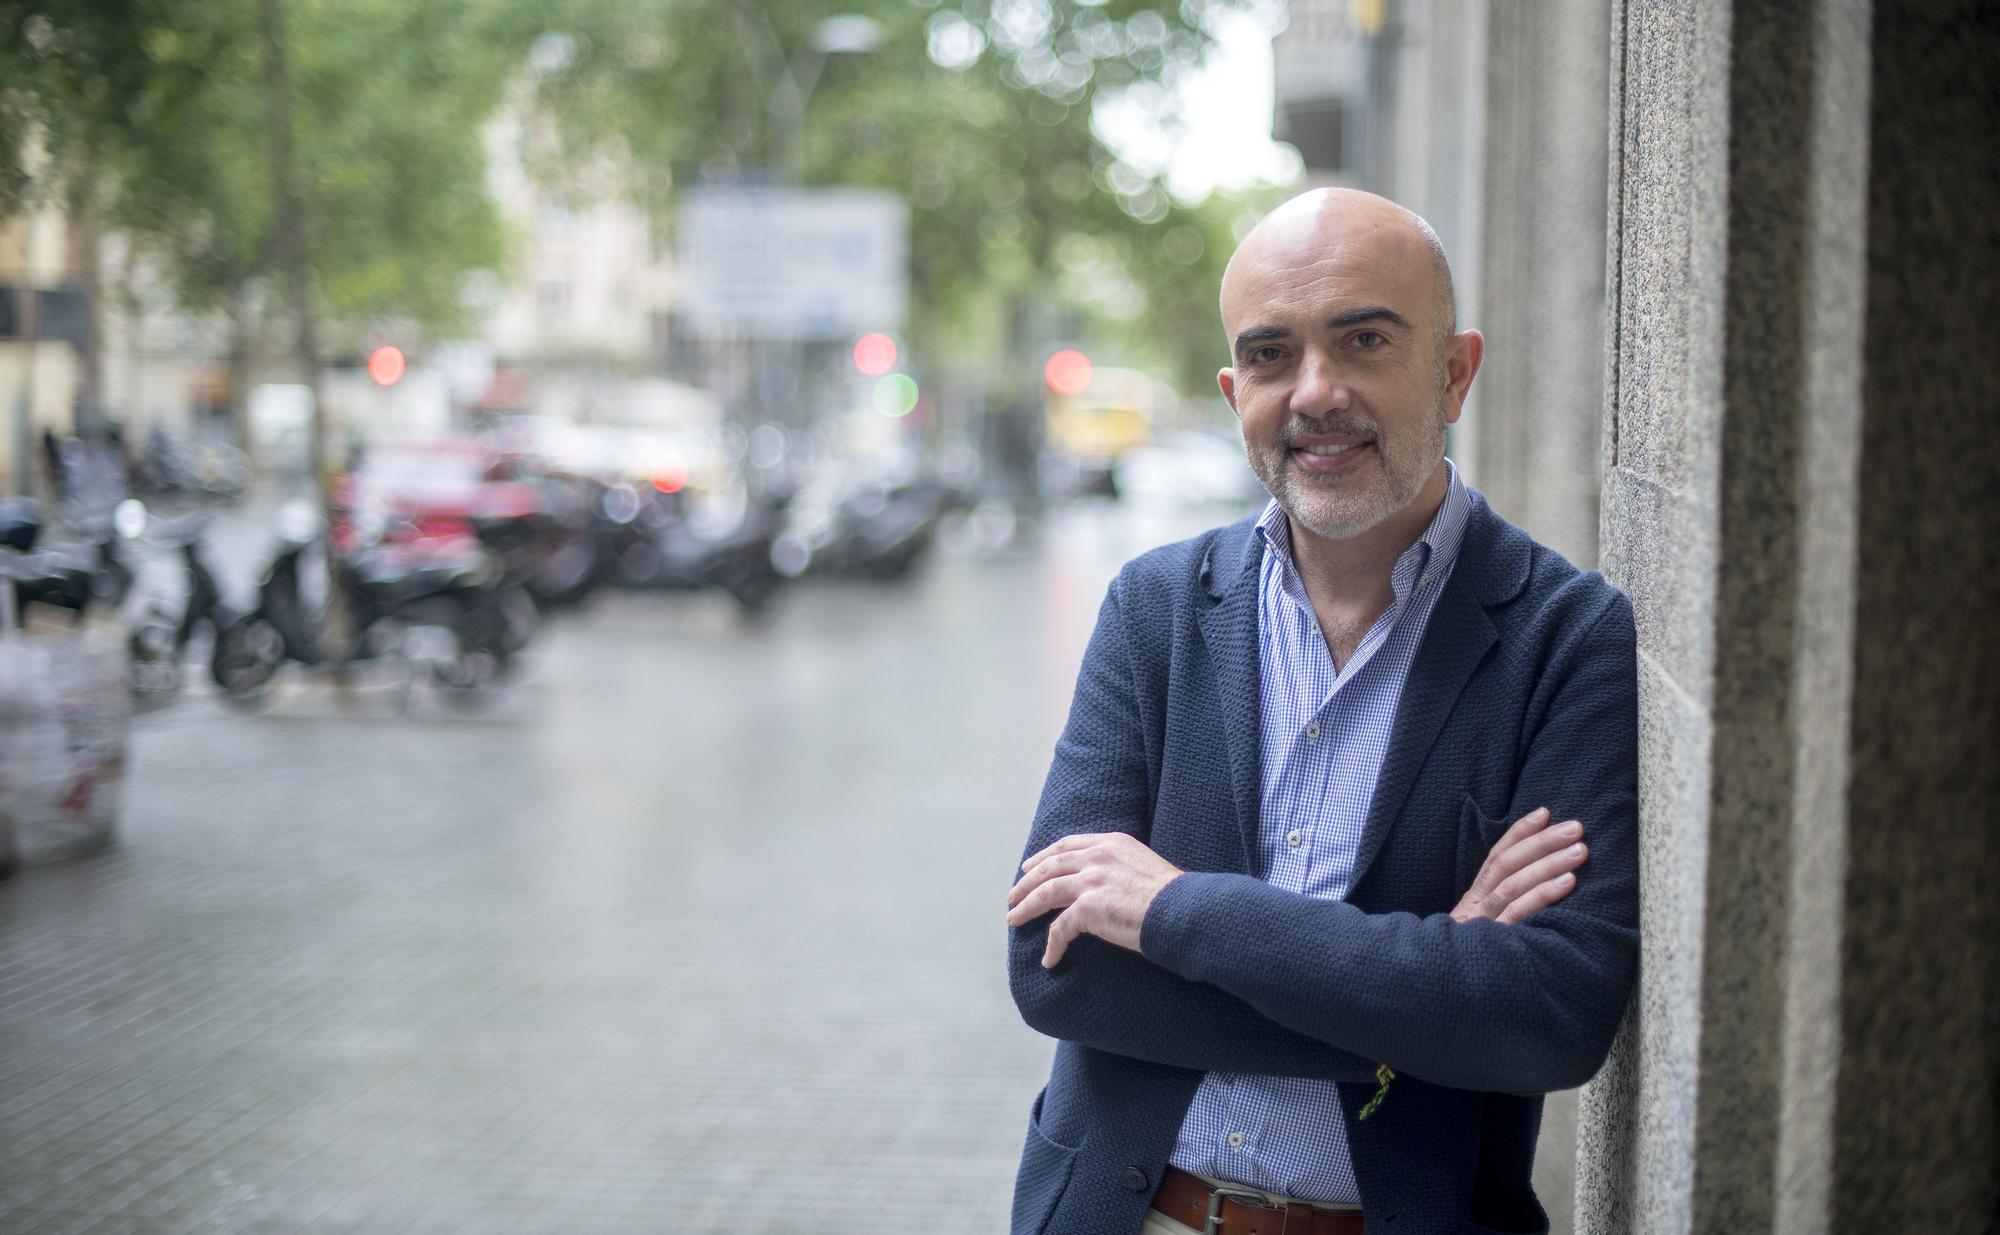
[0,501,1235,1235]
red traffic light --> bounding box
[1044,348,1093,397]
[367,345,407,387]
[853,332,898,377]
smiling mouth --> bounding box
[1288,441,1373,472]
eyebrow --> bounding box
[1232,307,1415,360]
[1327,306,1411,331]
[1232,325,1291,359]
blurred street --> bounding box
[0,501,1236,1235]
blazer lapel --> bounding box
[1195,522,1265,868]
[1347,501,1521,892]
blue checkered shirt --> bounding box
[1167,460,1473,1203]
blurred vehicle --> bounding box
[130,428,249,505]
[0,498,136,624]
[122,509,236,700]
[1111,431,1264,508]
[339,437,596,621]
[592,481,787,615]
[770,468,948,582]
[334,437,495,553]
[1042,365,1168,499]
[470,471,600,613]
[211,509,517,707]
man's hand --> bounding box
[1006,833,1184,968]
[1452,807,1588,925]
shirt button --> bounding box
[1306,723,1320,740]
[1226,1130,1246,1149]
[1287,829,1302,850]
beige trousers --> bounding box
[1141,1209,1203,1235]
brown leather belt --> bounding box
[1150,1165,1366,1235]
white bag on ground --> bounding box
[0,590,131,866]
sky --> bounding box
[1093,8,1305,204]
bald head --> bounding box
[1221,188,1456,351]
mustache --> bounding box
[1275,418,1380,447]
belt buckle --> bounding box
[1203,1185,1276,1235]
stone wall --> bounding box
[1577,0,2000,1230]
[1461,1,1609,572]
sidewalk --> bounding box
[0,540,1083,1233]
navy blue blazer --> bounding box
[1008,493,1639,1235]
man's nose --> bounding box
[1290,348,1352,418]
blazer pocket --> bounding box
[1455,793,1511,894]
[1011,1088,1080,1235]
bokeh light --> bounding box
[1043,348,1093,397]
[872,373,920,417]
[853,332,898,376]
[651,453,689,493]
[366,345,406,387]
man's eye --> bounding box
[1351,331,1386,349]
[1247,346,1283,364]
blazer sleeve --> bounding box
[1139,591,1641,1095]
[1007,572,1378,1083]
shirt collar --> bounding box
[1256,458,1472,600]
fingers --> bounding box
[1006,874,1083,928]
[1465,809,1555,898]
[1482,816,1582,895]
[1043,904,1084,968]
[1484,841,1588,920]
[1495,870,1580,925]
[1489,806,1553,857]
[1021,832,1106,872]
[1008,850,1078,907]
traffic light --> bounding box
[853,332,898,377]
[1043,348,1092,397]
[367,345,407,387]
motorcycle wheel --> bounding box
[725,569,780,618]
[429,617,508,709]
[211,616,284,707]
[127,607,183,701]
[497,584,539,654]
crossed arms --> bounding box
[1004,577,1639,1096]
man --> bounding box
[1004,189,1638,1235]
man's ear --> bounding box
[1218,367,1240,417]
[1442,330,1484,424]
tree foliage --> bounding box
[2,0,1294,401]
[527,0,1280,395]
[1,0,521,341]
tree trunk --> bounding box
[258,0,326,505]
[225,285,257,462]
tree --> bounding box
[2,0,525,446]
[525,0,1280,403]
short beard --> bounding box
[1248,396,1448,542]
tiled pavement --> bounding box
[0,510,1195,1235]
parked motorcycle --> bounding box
[770,473,947,583]
[593,483,787,615]
[210,515,517,707]
[123,513,235,700]
[0,498,136,624]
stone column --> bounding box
[1577,1,2000,1231]
[1460,0,1610,572]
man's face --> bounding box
[1217,205,1470,542]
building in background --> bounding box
[1267,0,1606,572]
[477,94,701,432]
[0,204,89,494]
